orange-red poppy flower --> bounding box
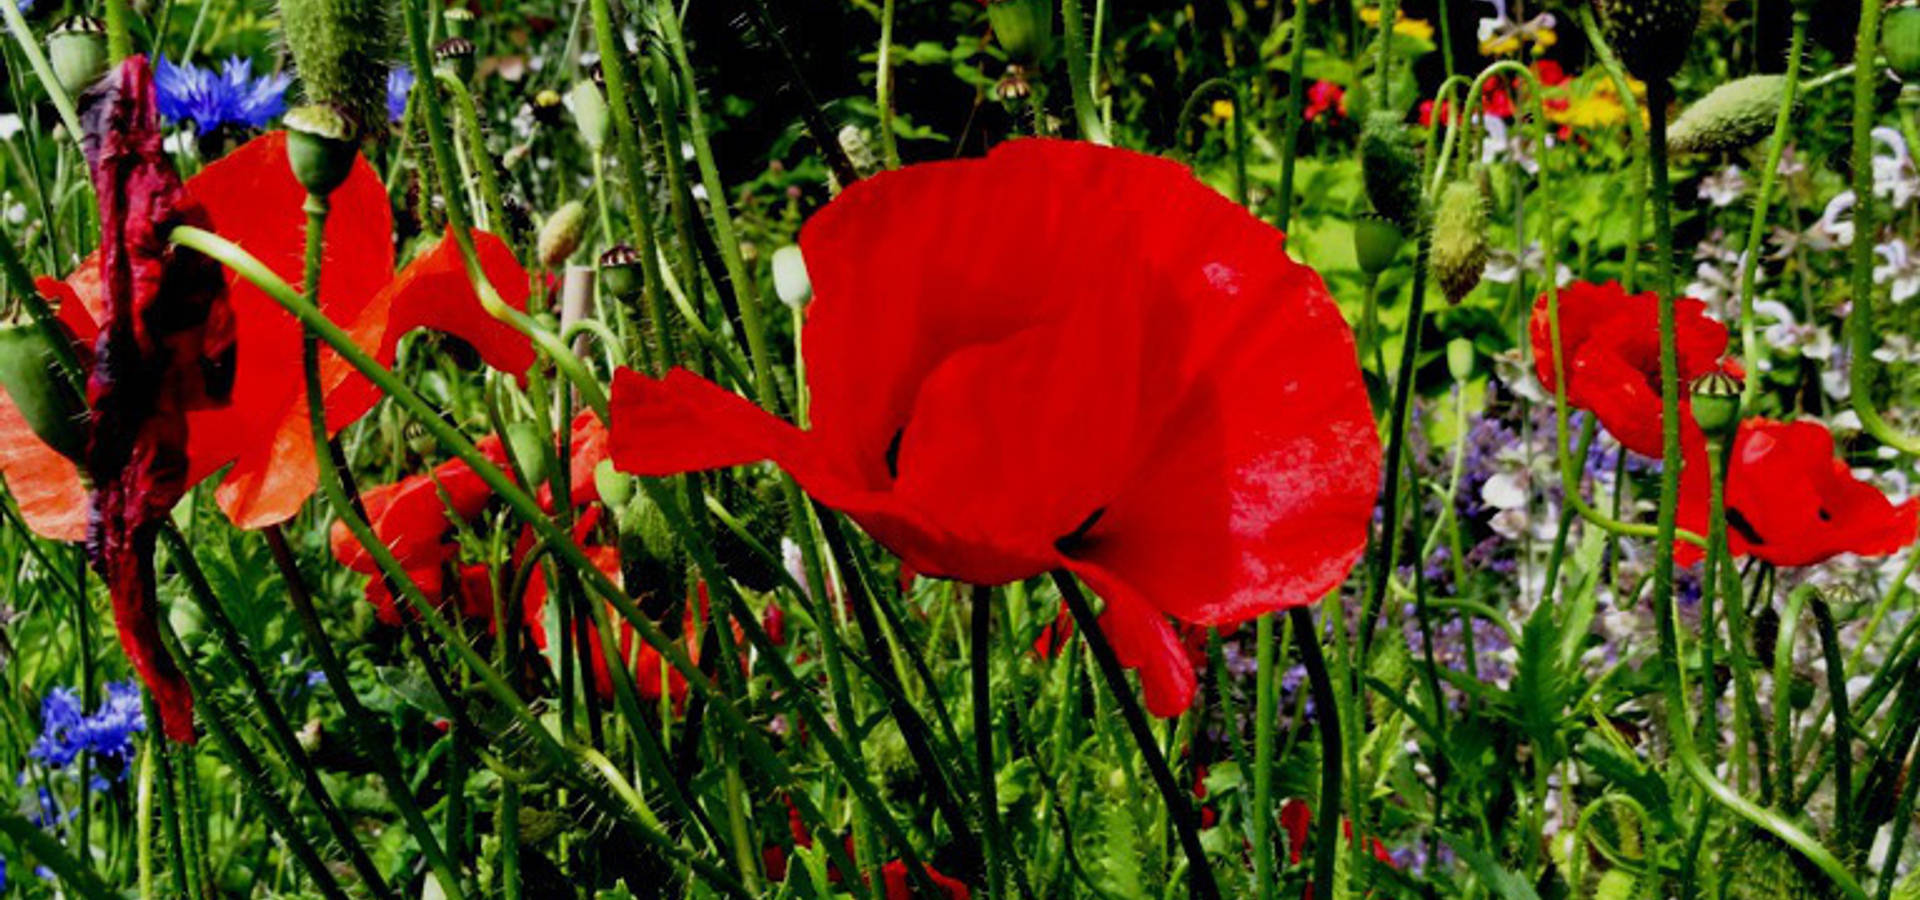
[609,140,1379,717]
[1678,418,1918,567]
[1529,280,1729,460]
[2,132,535,544]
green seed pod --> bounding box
[1786,673,1815,711]
[1352,214,1405,276]
[1591,0,1701,84]
[592,458,631,508]
[283,104,360,196]
[504,421,549,487]
[1360,112,1422,230]
[537,201,587,269]
[1430,180,1491,304]
[569,80,609,151]
[434,37,477,84]
[48,17,108,98]
[597,243,641,302]
[1689,370,1743,439]
[0,324,86,462]
[1667,75,1793,155]
[771,245,812,309]
[280,0,388,136]
[1447,338,1476,382]
[985,0,1054,65]
[1884,7,1920,80]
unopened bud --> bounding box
[1885,7,1920,80]
[504,421,549,486]
[536,201,586,269]
[1592,0,1701,84]
[1447,338,1476,382]
[0,324,86,462]
[280,0,388,132]
[1668,75,1792,156]
[770,245,811,309]
[530,88,564,127]
[570,80,609,151]
[1430,180,1490,304]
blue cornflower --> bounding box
[72,680,145,766]
[387,66,415,123]
[155,55,291,131]
[28,686,83,769]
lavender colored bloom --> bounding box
[155,56,291,131]
[387,66,415,123]
[29,687,83,769]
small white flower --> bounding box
[1480,116,1539,173]
[1874,237,1920,304]
[1871,127,1920,210]
[0,114,21,142]
[1755,299,1834,363]
[1698,165,1747,208]
[1873,332,1920,365]
[1775,144,1807,179]
[1483,242,1572,287]
[1807,192,1857,250]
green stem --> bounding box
[0,812,115,899]
[1290,604,1341,900]
[435,73,508,233]
[1734,11,1807,408]
[972,584,1006,899]
[2,2,84,141]
[1252,613,1277,900]
[588,0,677,373]
[1273,0,1311,230]
[876,0,902,167]
[1807,593,1853,855]
[104,0,131,61]
[1061,0,1108,143]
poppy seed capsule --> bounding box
[986,0,1054,64]
[537,201,587,269]
[283,104,360,196]
[569,80,609,150]
[1591,0,1701,84]
[0,324,86,462]
[1360,113,1422,230]
[1430,180,1490,304]
[48,16,107,97]
[597,243,642,301]
[280,0,388,133]
[1352,214,1404,276]
[434,37,477,83]
[1885,7,1920,80]
[1690,370,1742,438]
[1667,75,1793,156]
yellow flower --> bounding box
[1547,74,1648,130]
[1359,7,1435,43]
[1210,98,1235,121]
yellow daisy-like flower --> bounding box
[1359,7,1436,43]
[1210,98,1235,121]
[1547,74,1648,130]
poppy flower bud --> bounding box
[1430,180,1490,304]
[770,245,812,309]
[48,16,108,97]
[1667,75,1793,156]
[1360,112,1422,230]
[1885,7,1920,80]
[504,421,549,486]
[434,37,477,84]
[985,0,1054,64]
[284,104,360,196]
[1352,214,1404,276]
[280,0,388,133]
[1591,0,1700,84]
[569,80,609,151]
[1689,369,1742,439]
[593,458,632,508]
[598,243,642,302]
[537,201,587,269]
[0,324,86,462]
[1446,338,1476,382]
[443,6,476,41]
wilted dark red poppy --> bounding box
[0,131,535,544]
[1678,418,1919,567]
[1529,280,1729,460]
[609,140,1379,717]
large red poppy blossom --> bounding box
[70,57,236,742]
[609,140,1379,716]
[1529,280,1729,460]
[0,131,535,545]
[1678,418,1918,567]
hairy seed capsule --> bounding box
[537,201,587,269]
[280,0,388,135]
[1360,112,1423,230]
[1667,75,1793,156]
[1430,180,1491,304]
[1591,0,1701,84]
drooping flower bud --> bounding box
[570,80,609,151]
[598,243,642,302]
[1884,6,1920,80]
[1689,369,1742,439]
[0,323,87,461]
[1352,213,1405,276]
[283,104,360,196]
[1667,75,1792,155]
[1591,0,1701,84]
[770,245,812,309]
[48,17,108,98]
[280,0,389,135]
[537,200,587,269]
[1430,179,1490,304]
[985,0,1054,65]
[434,37,477,84]
[1360,112,1422,230]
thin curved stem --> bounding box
[876,0,902,168]
[1290,604,1341,900]
[1061,0,1109,143]
[1273,0,1311,230]
[1734,11,1808,407]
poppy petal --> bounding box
[1072,562,1197,716]
[0,390,87,542]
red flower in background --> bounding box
[67,57,235,742]
[1529,280,1730,460]
[1,133,534,544]
[1278,799,1395,899]
[1679,419,1919,567]
[609,140,1378,717]
[1304,81,1346,122]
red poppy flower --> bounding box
[1277,799,1396,899]
[608,140,1379,717]
[583,582,745,710]
[1678,418,1919,567]
[1305,81,1347,122]
[1528,280,1729,460]
[0,131,535,545]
